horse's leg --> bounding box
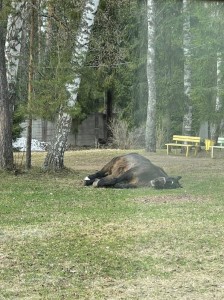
[84,156,119,186]
[93,170,134,188]
[84,170,107,186]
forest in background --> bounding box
[1,0,224,170]
[8,1,224,136]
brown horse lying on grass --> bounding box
[84,153,182,189]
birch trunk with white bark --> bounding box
[43,0,100,170]
[145,0,156,152]
[211,52,223,141]
[40,1,54,142]
[182,0,192,136]
[5,0,26,109]
[215,52,222,113]
[210,3,223,141]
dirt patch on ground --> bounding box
[133,193,207,204]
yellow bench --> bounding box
[166,135,201,157]
[210,137,224,158]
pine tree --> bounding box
[26,0,37,169]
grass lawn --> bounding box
[0,149,224,299]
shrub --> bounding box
[109,118,145,149]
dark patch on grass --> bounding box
[133,193,208,204]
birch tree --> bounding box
[182,0,192,136]
[210,3,223,141]
[145,0,156,152]
[0,0,13,170]
[210,52,222,141]
[5,0,26,108]
[43,0,100,170]
[40,1,54,142]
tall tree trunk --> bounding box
[5,0,26,110]
[182,0,192,136]
[211,52,222,142]
[215,52,222,113]
[0,1,13,170]
[208,3,223,142]
[40,1,54,142]
[26,0,36,169]
[43,0,100,171]
[106,88,113,139]
[145,0,156,152]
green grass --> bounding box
[0,149,224,299]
